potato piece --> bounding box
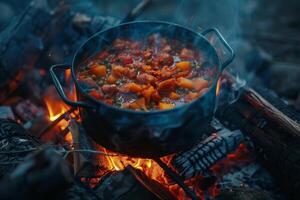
[107,74,117,84]
[176,61,191,72]
[177,77,194,89]
[169,92,180,100]
[127,98,147,110]
[193,78,209,91]
[157,78,176,93]
[119,83,143,93]
[158,102,175,110]
[184,91,199,102]
[88,64,106,77]
[141,86,156,102]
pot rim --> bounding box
[71,20,222,115]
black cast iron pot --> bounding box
[50,21,234,158]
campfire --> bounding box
[0,0,299,200]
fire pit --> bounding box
[0,0,299,200]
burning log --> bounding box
[171,128,244,179]
[0,119,40,177]
[216,73,300,198]
[0,147,73,200]
[94,165,176,200]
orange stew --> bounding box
[77,34,212,111]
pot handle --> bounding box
[50,64,94,108]
[201,28,235,70]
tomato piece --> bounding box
[169,92,180,100]
[89,89,103,99]
[193,78,209,91]
[176,61,191,72]
[118,54,133,65]
[151,90,162,102]
[104,98,114,105]
[119,83,143,93]
[158,102,174,110]
[157,78,176,93]
[88,64,106,77]
[177,77,194,89]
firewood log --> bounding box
[216,73,300,199]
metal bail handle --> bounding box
[49,64,93,108]
[201,28,235,70]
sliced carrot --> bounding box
[107,74,118,84]
[141,86,156,102]
[157,78,176,93]
[193,78,209,91]
[119,83,143,93]
[88,64,106,77]
[142,65,152,72]
[127,98,147,110]
[177,77,194,89]
[176,61,191,71]
[169,92,180,100]
[158,102,175,110]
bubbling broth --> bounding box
[77,34,214,111]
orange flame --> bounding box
[216,77,222,96]
[44,69,77,143]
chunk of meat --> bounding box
[102,84,118,94]
[157,53,174,66]
[136,73,156,84]
[118,54,133,65]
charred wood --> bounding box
[171,128,243,179]
[216,73,300,199]
[0,118,40,177]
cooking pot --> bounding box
[50,21,234,158]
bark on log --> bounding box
[216,73,300,199]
